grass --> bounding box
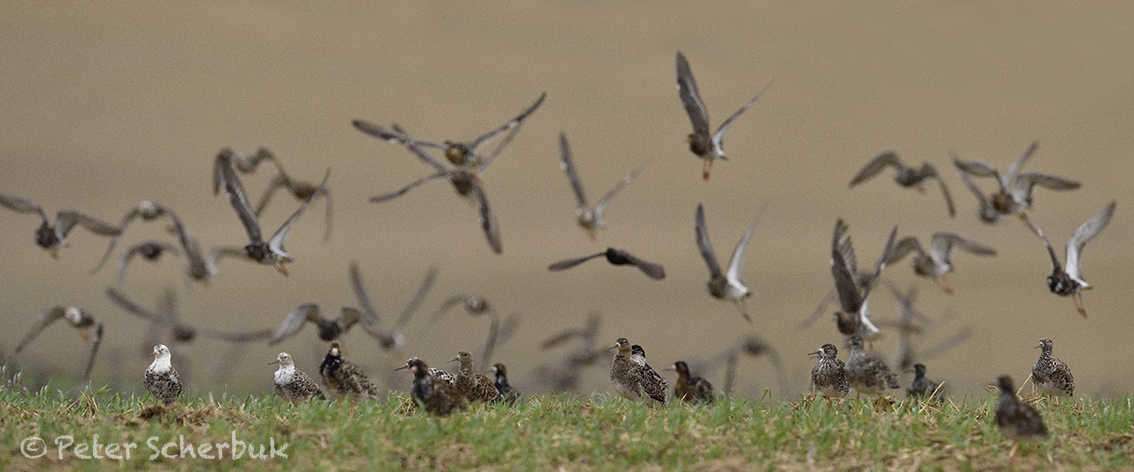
[1,368,1132,471]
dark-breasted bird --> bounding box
[849,151,955,217]
[556,133,646,239]
[886,232,996,294]
[449,350,501,403]
[808,343,849,399]
[906,363,944,400]
[951,141,1079,224]
[396,357,467,416]
[271,352,325,405]
[675,51,773,180]
[491,363,520,403]
[669,361,715,404]
[548,247,665,280]
[695,203,765,323]
[1024,201,1116,317]
[0,193,120,259]
[994,375,1049,440]
[609,338,668,405]
[319,341,378,401]
[113,241,181,288]
[144,344,182,405]
[844,334,900,396]
[15,305,103,381]
[1032,339,1074,400]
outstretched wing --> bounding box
[470,92,546,172]
[694,204,723,279]
[726,206,765,286]
[849,152,901,187]
[547,252,605,271]
[558,133,589,210]
[54,211,120,239]
[594,160,647,221]
[0,193,48,222]
[885,236,924,266]
[711,79,773,154]
[15,305,67,353]
[394,267,437,330]
[1023,214,1063,275]
[267,169,330,255]
[271,303,321,345]
[215,149,264,243]
[1065,201,1116,281]
[675,52,710,142]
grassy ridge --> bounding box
[2,378,1132,471]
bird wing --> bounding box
[594,160,647,221]
[271,303,320,345]
[116,242,180,288]
[694,204,724,279]
[614,249,666,280]
[849,151,901,187]
[1002,140,1039,190]
[558,133,589,210]
[198,328,273,343]
[933,232,996,262]
[1065,201,1116,282]
[0,193,48,222]
[675,52,710,142]
[931,169,957,218]
[885,236,923,266]
[710,79,773,155]
[349,261,386,333]
[394,267,437,331]
[547,252,606,271]
[267,169,330,255]
[725,206,765,286]
[351,120,448,171]
[370,171,449,203]
[470,92,546,173]
[54,211,121,239]
[105,288,163,323]
[215,150,264,243]
[15,305,66,353]
[1023,214,1064,275]
[1012,172,1081,205]
[950,152,998,221]
[467,174,503,254]
[83,322,104,380]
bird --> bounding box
[534,312,607,392]
[830,219,897,346]
[269,303,364,345]
[669,361,715,404]
[0,193,120,259]
[113,241,181,288]
[490,363,520,403]
[950,141,1080,224]
[107,200,217,283]
[878,283,974,373]
[14,305,103,381]
[212,149,330,275]
[547,247,665,280]
[106,287,273,347]
[694,334,787,396]
[1032,339,1074,401]
[144,344,182,405]
[222,147,334,242]
[348,262,436,351]
[270,352,325,405]
[395,357,467,416]
[93,199,185,274]
[319,341,378,401]
[849,151,956,218]
[694,203,765,323]
[885,232,996,294]
[905,363,944,400]
[994,375,1049,443]
[425,293,493,331]
[1024,201,1116,317]
[844,334,900,397]
[396,357,456,385]
[449,351,501,403]
[608,337,668,405]
[556,133,646,239]
[808,343,850,399]
[675,51,773,180]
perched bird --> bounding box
[212,150,329,275]
[849,151,956,217]
[906,363,944,400]
[885,232,996,294]
[396,357,456,385]
[951,141,1080,224]
[319,341,379,401]
[608,338,668,405]
[348,262,436,351]
[490,363,520,403]
[0,193,120,259]
[1024,201,1116,317]
[994,375,1049,442]
[113,241,181,288]
[556,133,646,239]
[144,344,182,405]
[694,203,765,323]
[1032,339,1074,400]
[396,357,467,416]
[223,147,334,242]
[669,361,715,404]
[830,219,897,346]
[269,303,364,345]
[449,351,501,403]
[14,305,103,381]
[270,352,325,405]
[675,51,773,180]
[808,343,850,399]
[547,247,665,280]
[844,334,900,396]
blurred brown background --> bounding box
[1,1,1131,400]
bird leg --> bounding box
[274,262,290,277]
[1073,292,1087,318]
[702,159,713,181]
[933,275,954,295]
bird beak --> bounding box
[807,349,821,357]
[666,365,677,371]
[393,363,410,372]
[607,344,618,351]
[448,357,460,364]
[1034,343,1042,349]
[269,359,280,365]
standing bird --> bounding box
[271,352,325,405]
[144,344,182,405]
[675,51,773,180]
[906,363,944,400]
[994,375,1049,451]
[830,219,897,346]
[1032,339,1074,401]
[885,232,996,294]
[396,357,467,416]
[222,147,334,242]
[0,193,120,259]
[449,351,501,403]
[547,247,665,280]
[1025,201,1116,317]
[950,141,1080,224]
[15,305,103,381]
[844,334,900,397]
[849,152,956,218]
[212,150,329,276]
[609,338,668,405]
[557,133,646,239]
[319,341,378,401]
[490,363,520,403]
[694,203,765,323]
[808,343,850,399]
[669,361,715,404]
[396,357,456,385]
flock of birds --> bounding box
[3,51,1117,446]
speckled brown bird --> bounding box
[609,338,668,405]
[844,334,900,396]
[144,344,181,405]
[449,351,501,403]
[396,357,468,416]
[994,375,1049,441]
[808,343,849,399]
[669,361,715,404]
[271,352,325,405]
[319,341,378,401]
[1032,338,1074,402]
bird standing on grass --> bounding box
[905,363,944,400]
[144,344,181,405]
[396,357,467,416]
[669,361,715,404]
[609,338,668,405]
[450,351,501,403]
[1032,339,1074,401]
[844,334,900,397]
[491,363,520,403]
[271,352,325,404]
[808,343,849,399]
[319,341,378,401]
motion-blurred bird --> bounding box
[844,334,900,397]
[0,193,120,259]
[905,363,944,400]
[348,262,436,351]
[106,287,273,346]
[951,141,1079,224]
[609,337,668,405]
[695,203,765,323]
[885,232,996,294]
[271,352,325,405]
[270,303,364,345]
[144,344,182,405]
[1024,201,1116,317]
[830,219,897,346]
[319,341,378,401]
[556,133,646,239]
[669,361,715,404]
[113,241,181,288]
[994,375,1049,443]
[14,305,103,381]
[849,151,955,218]
[222,147,334,242]
[675,51,772,180]
[548,247,665,280]
[535,312,607,392]
[808,343,849,399]
[1032,338,1074,401]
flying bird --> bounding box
[849,152,955,217]
[1024,201,1116,317]
[885,232,996,294]
[14,305,103,381]
[222,147,334,242]
[694,203,765,323]
[0,193,120,259]
[113,241,181,288]
[557,133,646,239]
[348,262,436,351]
[830,219,897,347]
[950,141,1080,224]
[547,247,665,280]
